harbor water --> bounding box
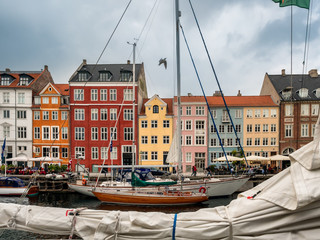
[0,192,237,239]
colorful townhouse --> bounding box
[32,83,70,166]
[69,60,148,172]
[173,95,207,173]
[261,69,320,160]
[138,94,173,166]
[0,66,53,165]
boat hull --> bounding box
[0,185,39,197]
[93,189,208,205]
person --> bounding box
[231,167,234,176]
[191,165,197,176]
[206,167,212,177]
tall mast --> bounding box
[132,42,136,174]
[175,0,182,176]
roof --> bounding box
[0,71,43,88]
[267,72,320,101]
[69,63,143,83]
[54,84,69,96]
[139,97,173,115]
[207,95,277,107]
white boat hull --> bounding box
[0,187,26,196]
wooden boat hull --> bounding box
[93,189,208,205]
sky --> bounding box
[1,0,320,99]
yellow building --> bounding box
[138,95,173,166]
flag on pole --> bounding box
[1,137,6,164]
[272,0,310,9]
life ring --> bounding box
[82,178,87,186]
[199,186,206,194]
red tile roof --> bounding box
[54,84,69,96]
[207,95,277,107]
[0,72,43,88]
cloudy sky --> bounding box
[1,0,319,98]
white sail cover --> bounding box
[166,132,178,164]
[1,119,320,239]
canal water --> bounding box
[0,192,237,239]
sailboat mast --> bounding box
[175,0,182,176]
[132,42,136,174]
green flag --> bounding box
[273,0,310,9]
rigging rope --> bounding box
[188,0,248,168]
[179,24,231,171]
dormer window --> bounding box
[120,71,132,82]
[1,76,11,86]
[78,72,87,81]
[297,88,308,98]
[281,87,292,100]
[99,71,112,81]
[20,77,29,86]
[314,88,320,98]
[153,105,159,113]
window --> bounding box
[42,97,49,104]
[247,138,252,146]
[52,127,59,140]
[235,110,242,118]
[75,109,85,120]
[111,147,117,160]
[3,126,10,137]
[52,97,58,104]
[151,136,158,144]
[227,138,233,146]
[271,137,276,146]
[263,124,268,132]
[110,109,117,120]
[33,111,40,120]
[78,72,87,81]
[219,125,225,133]
[153,105,159,113]
[1,76,11,85]
[163,136,170,144]
[227,125,233,133]
[75,127,85,140]
[312,124,316,137]
[91,147,99,159]
[17,127,26,138]
[91,127,98,140]
[185,120,191,130]
[195,136,205,145]
[246,109,253,118]
[263,109,269,118]
[62,111,68,120]
[52,147,59,158]
[110,127,117,140]
[3,92,9,103]
[101,127,108,140]
[75,147,85,159]
[3,110,10,119]
[91,109,98,120]
[255,109,261,118]
[185,136,192,145]
[140,152,148,161]
[43,127,50,140]
[43,111,49,120]
[271,124,276,132]
[301,124,309,137]
[255,138,260,146]
[99,72,111,81]
[311,104,319,116]
[101,147,108,160]
[74,89,84,101]
[110,89,117,101]
[235,125,241,133]
[100,89,108,101]
[271,109,277,117]
[100,109,108,120]
[141,120,148,128]
[247,124,252,133]
[124,89,133,101]
[141,136,148,144]
[52,111,58,120]
[196,106,205,115]
[151,120,158,128]
[285,124,293,137]
[262,138,268,146]
[298,88,309,98]
[34,127,40,139]
[151,151,158,160]
[255,124,260,132]
[186,152,192,163]
[285,104,293,116]
[301,104,310,116]
[124,109,133,120]
[43,147,50,157]
[124,128,133,141]
[17,110,26,119]
[120,71,132,81]
[91,89,98,101]
[62,148,68,158]
[186,106,191,115]
[196,120,205,130]
[62,127,68,139]
[18,93,25,104]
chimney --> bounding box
[187,93,193,96]
[281,69,286,76]
[44,65,48,71]
[5,68,10,72]
[127,60,131,64]
[309,69,318,78]
[237,90,242,96]
[213,90,221,96]
[83,59,87,65]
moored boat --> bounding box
[0,177,39,197]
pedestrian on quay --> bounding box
[191,165,197,176]
[206,167,212,177]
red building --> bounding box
[69,60,147,172]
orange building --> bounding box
[32,83,70,166]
